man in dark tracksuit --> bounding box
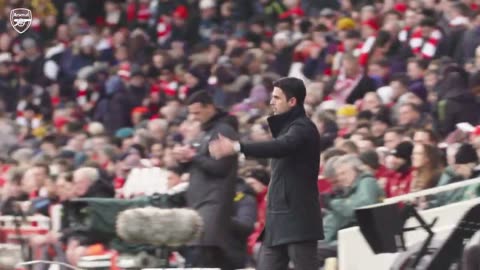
[210,77,323,270]
[174,90,239,269]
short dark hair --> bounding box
[408,58,429,70]
[419,17,437,28]
[413,128,439,144]
[451,2,470,17]
[33,161,50,176]
[400,102,421,114]
[322,147,347,162]
[390,73,410,88]
[385,127,405,136]
[186,90,214,106]
[360,150,380,170]
[273,77,307,105]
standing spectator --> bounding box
[435,65,480,137]
[456,11,480,65]
[326,53,376,105]
[406,58,428,103]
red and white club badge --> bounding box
[10,8,32,34]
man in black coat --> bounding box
[173,90,239,269]
[210,77,323,270]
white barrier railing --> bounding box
[384,177,480,204]
[338,177,480,270]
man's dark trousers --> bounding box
[257,240,319,270]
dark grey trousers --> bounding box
[256,241,319,270]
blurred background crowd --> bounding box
[1,0,480,268]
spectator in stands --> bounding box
[224,177,257,269]
[326,53,376,106]
[435,65,480,137]
[383,127,405,151]
[0,168,28,215]
[385,141,414,198]
[360,150,394,190]
[411,143,444,192]
[413,128,439,146]
[320,155,383,266]
[434,143,480,207]
[243,167,270,262]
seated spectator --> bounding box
[360,150,395,190]
[412,128,439,146]
[0,168,28,215]
[319,155,383,266]
[383,127,406,151]
[385,141,414,198]
[64,167,114,265]
[243,167,270,261]
[411,143,444,192]
[434,143,480,207]
[224,177,257,269]
[318,148,347,195]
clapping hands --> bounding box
[209,134,237,160]
[172,144,196,163]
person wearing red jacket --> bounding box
[385,141,414,198]
[243,167,270,260]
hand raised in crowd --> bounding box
[209,134,236,160]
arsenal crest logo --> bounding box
[10,8,32,34]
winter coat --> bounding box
[322,173,384,244]
[432,166,480,207]
[224,180,257,269]
[385,167,413,198]
[435,71,480,136]
[185,110,239,248]
[239,105,323,247]
[325,74,377,105]
[456,26,480,65]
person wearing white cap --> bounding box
[199,0,216,10]
[198,0,218,40]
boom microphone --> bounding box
[0,244,22,270]
[116,207,203,247]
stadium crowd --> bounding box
[1,0,480,269]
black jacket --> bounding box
[325,75,377,105]
[435,70,480,136]
[240,106,323,246]
[185,110,239,248]
[224,180,257,269]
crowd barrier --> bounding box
[338,177,480,270]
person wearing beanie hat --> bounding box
[455,143,479,167]
[336,17,356,31]
[336,104,358,137]
[385,141,414,198]
[434,143,480,206]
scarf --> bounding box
[409,28,442,59]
